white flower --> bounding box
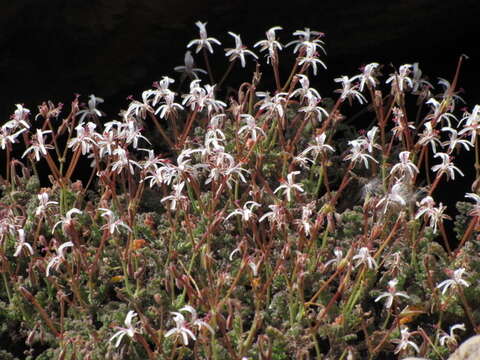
[285,27,325,54]
[294,201,316,236]
[441,126,472,153]
[324,248,343,269]
[0,126,26,150]
[22,129,54,161]
[68,122,98,155]
[390,151,419,179]
[437,268,470,295]
[99,208,132,234]
[465,192,480,217]
[126,93,154,120]
[46,241,74,276]
[344,139,378,169]
[144,161,176,187]
[238,114,266,142]
[254,26,283,63]
[111,147,141,175]
[172,148,206,183]
[392,327,419,354]
[182,80,225,114]
[274,171,304,202]
[289,74,321,101]
[109,311,141,348]
[52,208,82,234]
[13,229,34,257]
[414,197,449,234]
[458,105,480,144]
[301,133,335,160]
[437,77,466,105]
[165,312,196,346]
[225,201,261,222]
[352,247,377,269]
[298,42,327,75]
[155,92,184,119]
[76,94,104,123]
[425,98,458,127]
[363,126,381,154]
[35,191,58,217]
[351,62,379,92]
[145,76,176,106]
[334,75,367,104]
[225,32,258,68]
[298,92,329,122]
[203,84,227,115]
[187,21,221,54]
[5,104,31,130]
[374,279,410,309]
[123,118,150,149]
[174,51,207,79]
[256,91,288,119]
[427,204,450,233]
[438,323,465,347]
[411,62,433,94]
[259,204,286,229]
[386,64,413,92]
[415,196,436,219]
[161,182,188,211]
[417,121,441,153]
[179,305,214,335]
[248,259,261,277]
[431,152,464,180]
[292,153,314,169]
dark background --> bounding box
[2,0,479,118]
[2,0,480,244]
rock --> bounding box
[448,335,480,360]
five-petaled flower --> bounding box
[254,26,283,63]
[187,21,221,54]
[52,208,82,234]
[161,182,188,210]
[164,311,196,346]
[99,208,132,234]
[334,75,367,104]
[374,279,410,309]
[109,311,141,348]
[13,229,34,257]
[274,171,304,202]
[344,139,378,169]
[225,32,258,68]
[238,114,266,142]
[77,94,104,123]
[352,62,380,92]
[390,151,419,179]
[436,268,470,295]
[415,196,450,234]
[46,241,74,277]
[353,247,378,269]
[174,51,207,79]
[225,201,261,222]
[438,323,465,348]
[392,327,420,355]
[431,152,464,180]
[22,129,54,161]
[35,191,58,217]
